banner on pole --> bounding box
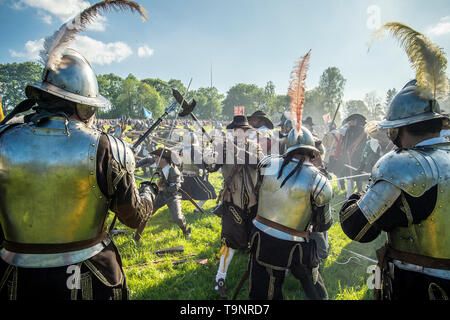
[322,112,331,126]
[234,106,245,116]
[143,108,152,119]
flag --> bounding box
[143,108,152,119]
[322,112,331,126]
[0,97,4,122]
[234,106,245,116]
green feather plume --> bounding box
[373,22,448,100]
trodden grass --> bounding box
[108,169,386,300]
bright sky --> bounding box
[1,0,449,102]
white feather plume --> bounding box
[40,0,148,71]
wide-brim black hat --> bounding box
[150,147,180,164]
[248,110,274,129]
[226,115,254,130]
[302,116,314,126]
[344,113,367,126]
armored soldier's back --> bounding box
[257,156,332,232]
[0,117,109,267]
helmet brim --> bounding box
[26,82,110,108]
[377,112,448,130]
[283,144,319,156]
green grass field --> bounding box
[109,167,386,300]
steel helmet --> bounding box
[284,126,319,155]
[378,80,446,130]
[25,48,110,108]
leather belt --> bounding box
[255,215,310,239]
[2,232,109,254]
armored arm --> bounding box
[97,134,154,229]
[311,173,333,232]
[339,150,439,242]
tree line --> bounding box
[1,61,449,125]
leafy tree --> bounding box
[364,91,383,120]
[222,83,265,119]
[96,73,123,118]
[303,88,326,126]
[106,74,164,119]
[385,88,397,110]
[317,67,346,119]
[168,79,187,94]
[344,100,370,119]
[0,62,43,113]
[192,87,224,119]
[440,79,450,112]
[268,94,290,116]
[136,82,165,118]
[141,78,171,103]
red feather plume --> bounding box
[288,49,311,133]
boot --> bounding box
[182,226,192,240]
[214,278,227,299]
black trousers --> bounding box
[0,241,129,300]
[248,227,328,300]
[387,264,450,300]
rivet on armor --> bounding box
[90,171,94,175]
[91,144,95,147]
[92,185,96,188]
[90,157,94,160]
[416,163,420,166]
[421,172,424,175]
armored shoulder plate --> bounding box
[106,134,135,174]
[311,171,333,207]
[387,144,450,259]
[371,149,439,197]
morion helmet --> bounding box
[378,80,445,130]
[25,48,110,109]
[284,126,319,155]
